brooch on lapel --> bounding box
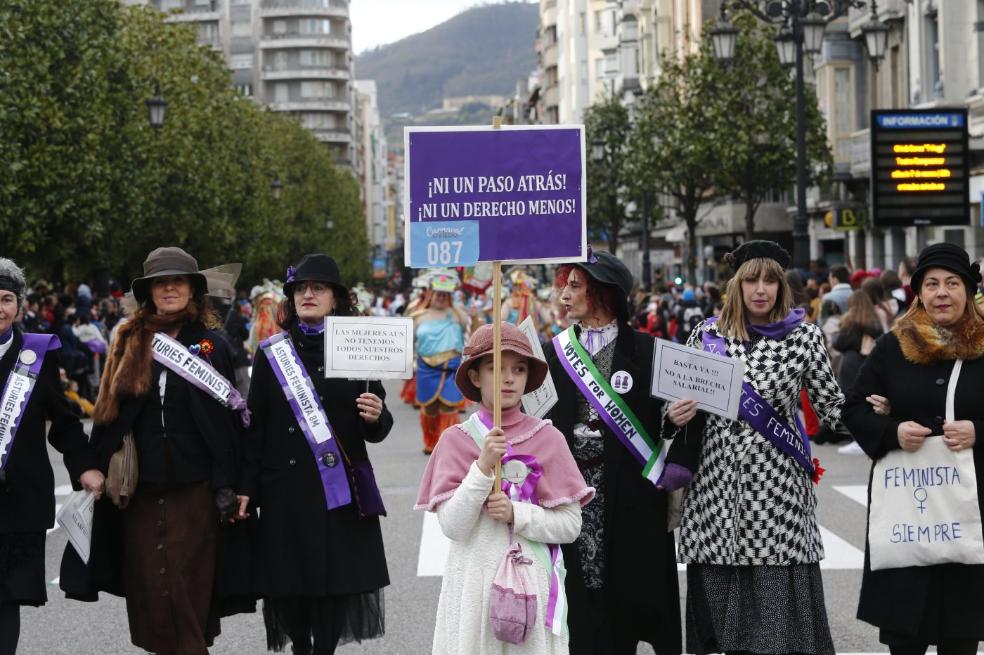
[188,338,214,357]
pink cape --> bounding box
[415,405,595,512]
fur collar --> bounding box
[92,307,201,425]
[893,306,984,365]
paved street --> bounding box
[23,380,886,654]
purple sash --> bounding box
[700,322,816,479]
[0,334,60,471]
[150,333,251,427]
[260,332,352,510]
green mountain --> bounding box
[354,1,539,118]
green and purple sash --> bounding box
[552,327,665,485]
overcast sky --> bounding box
[350,0,535,54]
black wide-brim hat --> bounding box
[283,254,348,297]
[911,242,982,292]
[573,249,634,321]
[131,246,208,303]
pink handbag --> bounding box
[489,541,537,644]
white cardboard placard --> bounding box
[517,316,558,419]
[650,338,745,420]
[323,317,415,380]
[56,490,95,564]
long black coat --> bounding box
[0,329,98,534]
[60,322,255,613]
[241,326,392,597]
[545,323,683,655]
[842,331,984,639]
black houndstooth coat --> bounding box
[671,319,845,566]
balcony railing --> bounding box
[260,32,349,49]
[259,0,347,17]
[262,66,350,80]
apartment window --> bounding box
[301,81,333,98]
[159,0,183,11]
[605,53,617,76]
[231,20,251,38]
[299,49,332,67]
[595,57,605,79]
[230,53,252,70]
[272,20,286,35]
[198,22,219,44]
[274,82,289,102]
[269,51,288,70]
[300,18,330,35]
[301,112,336,129]
[235,83,253,97]
[594,11,602,34]
[834,67,853,134]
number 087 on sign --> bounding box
[409,220,480,268]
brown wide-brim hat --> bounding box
[131,246,207,303]
[454,322,549,403]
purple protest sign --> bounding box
[404,126,586,265]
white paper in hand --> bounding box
[56,490,95,564]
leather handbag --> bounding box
[106,432,138,509]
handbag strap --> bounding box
[945,359,963,424]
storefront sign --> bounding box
[824,204,868,230]
[871,109,969,227]
[404,126,587,265]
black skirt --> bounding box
[262,590,385,652]
[687,563,835,655]
[0,532,46,606]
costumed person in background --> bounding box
[399,273,433,406]
[500,269,546,327]
[843,243,984,655]
[413,270,470,455]
[60,247,253,655]
[0,258,104,655]
[545,249,694,655]
[665,241,844,655]
[241,254,390,655]
[416,322,594,654]
[248,280,284,356]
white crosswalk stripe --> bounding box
[835,484,869,508]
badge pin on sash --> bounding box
[19,350,37,366]
[502,459,530,486]
[611,370,633,394]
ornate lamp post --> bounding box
[711,0,888,270]
[146,80,167,129]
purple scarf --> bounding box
[298,321,325,336]
[746,307,805,340]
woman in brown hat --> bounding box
[61,246,251,655]
[416,321,594,654]
[240,254,391,655]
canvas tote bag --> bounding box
[868,359,984,570]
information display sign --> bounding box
[871,109,970,227]
[404,125,587,266]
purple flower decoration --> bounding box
[586,245,599,264]
[286,265,297,283]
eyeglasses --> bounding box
[294,282,332,296]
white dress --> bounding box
[431,461,582,655]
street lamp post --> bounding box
[711,1,888,271]
[146,80,167,129]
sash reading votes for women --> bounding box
[150,332,251,427]
[700,319,820,482]
[552,326,666,485]
[0,334,60,474]
[260,332,352,510]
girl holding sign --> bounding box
[843,243,984,655]
[415,321,594,654]
[241,254,391,655]
[665,241,844,655]
[0,257,104,655]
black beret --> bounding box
[725,240,791,271]
[911,243,982,292]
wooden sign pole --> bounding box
[492,115,503,489]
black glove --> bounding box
[214,487,238,524]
